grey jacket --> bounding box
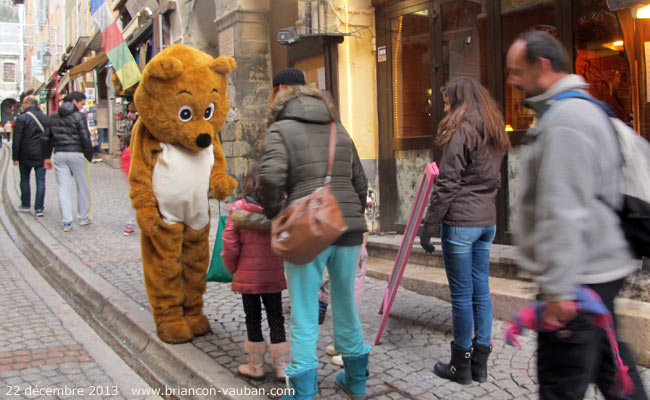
[514,74,636,301]
[260,85,368,237]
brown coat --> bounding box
[423,121,504,229]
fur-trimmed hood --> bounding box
[266,85,339,127]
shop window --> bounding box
[391,9,433,138]
[501,0,555,131]
[441,0,488,86]
[501,0,555,232]
[573,0,631,122]
[3,63,16,83]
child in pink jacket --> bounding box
[221,162,288,381]
[120,134,136,236]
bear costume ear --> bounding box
[146,56,184,80]
[210,56,236,75]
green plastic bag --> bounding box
[206,201,233,283]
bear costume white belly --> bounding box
[152,142,214,230]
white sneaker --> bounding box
[17,206,30,213]
[331,354,344,367]
[326,345,339,357]
[79,217,93,226]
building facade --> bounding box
[0,0,23,124]
[31,0,650,241]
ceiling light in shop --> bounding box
[636,5,650,19]
[602,40,624,51]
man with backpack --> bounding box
[506,31,647,399]
[12,96,49,217]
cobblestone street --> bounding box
[6,160,650,399]
[0,193,159,399]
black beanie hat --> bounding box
[272,67,306,87]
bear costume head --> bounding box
[134,44,236,153]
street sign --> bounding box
[375,162,439,345]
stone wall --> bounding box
[216,3,272,187]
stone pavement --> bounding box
[3,154,650,399]
[0,200,161,399]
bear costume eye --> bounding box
[204,103,215,120]
[178,106,193,122]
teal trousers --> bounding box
[284,245,371,376]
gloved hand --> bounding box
[420,229,435,254]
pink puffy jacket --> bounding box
[221,198,286,294]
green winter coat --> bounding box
[259,85,368,236]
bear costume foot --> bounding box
[157,319,193,344]
[185,313,212,336]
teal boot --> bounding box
[335,353,370,399]
[282,368,318,400]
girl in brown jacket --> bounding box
[421,77,510,385]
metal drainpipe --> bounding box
[106,67,116,156]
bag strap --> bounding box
[542,90,614,118]
[26,112,45,133]
[218,195,236,219]
[325,122,336,184]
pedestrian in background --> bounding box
[43,91,93,232]
[420,77,510,384]
[260,67,370,400]
[221,161,289,382]
[11,96,49,217]
[506,31,647,399]
[120,133,136,236]
[5,120,13,141]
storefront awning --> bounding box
[57,73,70,94]
[607,0,648,10]
[69,53,108,79]
[67,36,91,66]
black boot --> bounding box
[433,341,472,385]
[471,340,492,383]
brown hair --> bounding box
[240,161,262,200]
[436,77,510,154]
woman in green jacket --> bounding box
[260,68,370,400]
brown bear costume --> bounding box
[129,44,237,343]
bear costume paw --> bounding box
[136,206,161,236]
[211,175,238,200]
[157,319,194,344]
[185,313,212,337]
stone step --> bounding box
[365,256,650,367]
[367,233,525,280]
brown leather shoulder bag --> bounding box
[270,122,348,265]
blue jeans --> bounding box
[284,245,371,376]
[440,223,496,350]
[19,163,46,211]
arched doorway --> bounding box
[1,98,17,125]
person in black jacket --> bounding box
[43,91,93,232]
[12,96,49,216]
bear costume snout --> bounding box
[196,134,212,148]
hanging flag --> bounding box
[89,0,141,89]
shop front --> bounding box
[374,0,641,243]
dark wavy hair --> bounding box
[63,91,86,103]
[240,161,262,200]
[436,77,510,154]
